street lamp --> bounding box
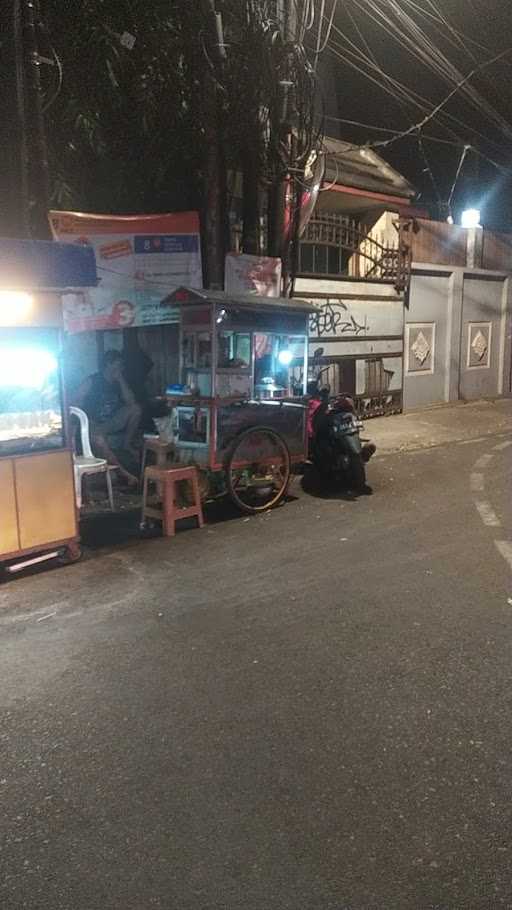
[461,208,481,229]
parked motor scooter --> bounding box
[310,393,376,492]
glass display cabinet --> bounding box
[0,239,97,573]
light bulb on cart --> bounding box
[461,209,481,228]
[0,290,33,323]
[278,350,293,366]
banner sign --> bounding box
[60,287,181,334]
[49,210,203,333]
[225,253,282,298]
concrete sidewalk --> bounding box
[367,397,512,454]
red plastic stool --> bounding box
[141,465,204,537]
[139,435,175,486]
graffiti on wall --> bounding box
[309,299,369,337]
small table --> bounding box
[139,435,175,486]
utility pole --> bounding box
[268,1,296,250]
[267,73,292,262]
[2,0,27,236]
[268,0,297,290]
[2,0,51,239]
[240,4,262,257]
[23,0,52,239]
[200,0,227,289]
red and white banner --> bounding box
[49,210,203,333]
[225,253,282,298]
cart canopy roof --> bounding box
[163,286,318,314]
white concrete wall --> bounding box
[404,265,512,410]
[296,267,512,412]
[295,275,404,398]
[296,277,399,299]
[295,276,403,354]
[348,211,399,278]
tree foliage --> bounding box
[40,0,319,248]
[44,0,205,213]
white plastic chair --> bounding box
[70,406,115,511]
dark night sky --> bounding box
[21,1,512,229]
[323,0,512,229]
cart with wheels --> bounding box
[0,238,97,575]
[162,287,317,514]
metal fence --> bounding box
[299,212,411,291]
[229,211,412,293]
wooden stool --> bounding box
[139,435,175,486]
[141,465,204,537]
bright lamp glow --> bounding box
[278,349,293,366]
[461,208,481,229]
[0,347,58,389]
[0,291,34,323]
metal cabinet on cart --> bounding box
[0,451,77,560]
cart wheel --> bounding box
[57,543,82,566]
[140,519,157,533]
[226,426,291,514]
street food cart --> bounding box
[161,287,317,513]
[0,238,97,573]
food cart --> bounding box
[161,287,317,513]
[0,238,97,574]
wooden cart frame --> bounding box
[163,287,318,513]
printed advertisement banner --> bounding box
[60,287,180,335]
[225,253,282,298]
[49,210,203,333]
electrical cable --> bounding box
[315,0,338,56]
[312,0,326,72]
[419,0,492,57]
[323,38,470,146]
[348,0,512,143]
[342,0,432,197]
[447,144,470,210]
[367,47,512,151]
[318,141,339,192]
[41,43,63,112]
[322,113,512,169]
[417,132,443,212]
[324,17,512,156]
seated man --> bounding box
[73,350,141,485]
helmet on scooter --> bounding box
[332,394,355,413]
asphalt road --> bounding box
[1,434,511,910]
